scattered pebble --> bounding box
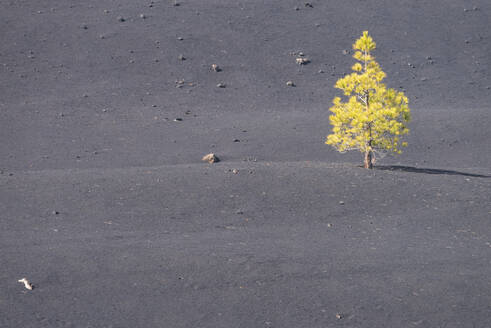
[296,57,310,65]
[342,49,349,55]
[211,64,221,72]
[18,278,33,290]
[286,80,295,87]
[174,118,183,122]
[202,153,220,163]
[117,16,125,22]
[232,169,239,174]
[177,36,184,40]
[294,6,300,11]
[139,13,147,19]
[178,54,186,61]
[304,2,313,8]
[335,313,342,320]
[52,210,60,215]
[216,83,226,88]
[339,201,345,205]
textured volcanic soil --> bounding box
[1,0,490,327]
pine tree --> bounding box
[326,31,411,169]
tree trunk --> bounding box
[364,150,373,169]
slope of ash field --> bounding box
[1,1,490,327]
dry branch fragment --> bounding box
[18,278,33,290]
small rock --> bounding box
[174,118,183,122]
[177,36,184,40]
[139,13,147,19]
[335,313,342,320]
[211,64,221,72]
[117,16,125,22]
[342,49,349,55]
[318,69,324,73]
[202,153,220,163]
[339,201,345,205]
[304,2,313,8]
[294,6,300,11]
[232,169,239,174]
[216,83,226,88]
[52,211,60,215]
[296,57,310,65]
[233,139,240,142]
[178,54,186,61]
[286,80,295,87]
[173,1,180,6]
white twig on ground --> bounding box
[18,278,33,290]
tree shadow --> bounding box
[374,165,490,178]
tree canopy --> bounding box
[326,31,411,168]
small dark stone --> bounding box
[216,83,226,88]
[52,211,60,215]
[304,2,313,8]
[117,16,125,22]
[233,139,240,142]
[174,118,183,122]
[178,54,185,60]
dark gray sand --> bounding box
[1,0,490,327]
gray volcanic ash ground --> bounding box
[1,1,490,327]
